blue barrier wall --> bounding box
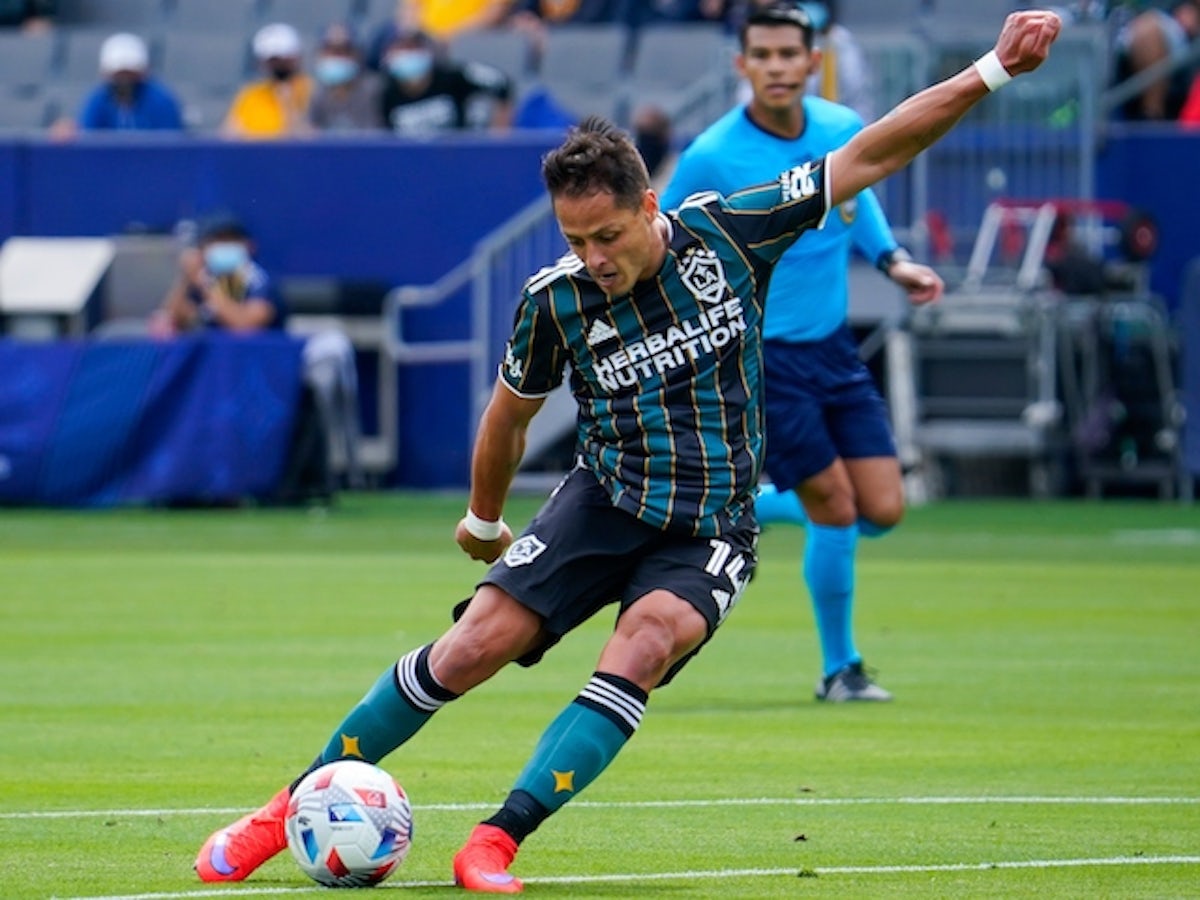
[1096,127,1200,317]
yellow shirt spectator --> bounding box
[410,0,512,41]
[224,22,314,140]
[224,77,314,139]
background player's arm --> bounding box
[826,10,1061,207]
[852,191,944,305]
[457,379,544,562]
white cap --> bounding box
[99,33,149,74]
[253,22,302,60]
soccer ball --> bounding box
[284,759,414,887]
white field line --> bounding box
[53,856,1200,900]
[8,794,1200,820]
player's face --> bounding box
[555,189,663,298]
[738,25,816,114]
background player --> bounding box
[194,11,1060,892]
[662,2,944,702]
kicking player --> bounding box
[663,3,944,702]
[194,10,1060,892]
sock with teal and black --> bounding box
[488,672,648,841]
[310,643,458,773]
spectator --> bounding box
[635,0,730,26]
[1112,0,1200,120]
[507,0,635,25]
[153,214,286,335]
[799,1,875,122]
[50,33,183,137]
[224,22,314,140]
[1180,67,1200,124]
[310,21,385,132]
[0,0,54,32]
[380,28,513,133]
[368,0,513,58]
[631,102,677,187]
[152,214,363,493]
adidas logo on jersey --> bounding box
[586,318,618,346]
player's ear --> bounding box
[807,46,823,79]
[734,51,747,80]
[642,189,659,219]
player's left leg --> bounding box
[454,591,699,893]
[455,524,756,893]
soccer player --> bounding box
[661,3,944,703]
[194,10,1060,892]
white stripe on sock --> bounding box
[579,677,645,733]
[395,649,445,713]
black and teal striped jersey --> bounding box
[500,156,832,537]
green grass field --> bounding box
[2,494,1198,899]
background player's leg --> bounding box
[756,481,807,525]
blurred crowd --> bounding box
[2,0,1200,141]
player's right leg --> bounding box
[195,588,544,883]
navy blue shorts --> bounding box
[763,326,896,491]
[467,467,758,684]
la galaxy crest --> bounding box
[677,247,727,306]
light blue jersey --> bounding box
[661,97,897,343]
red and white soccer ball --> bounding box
[284,760,414,887]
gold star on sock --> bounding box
[552,769,575,793]
[339,735,363,758]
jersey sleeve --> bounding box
[686,154,832,269]
[498,290,567,398]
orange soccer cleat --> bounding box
[194,786,290,882]
[452,823,524,894]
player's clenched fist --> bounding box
[994,10,1062,76]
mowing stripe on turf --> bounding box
[55,856,1200,900]
[10,794,1200,820]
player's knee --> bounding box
[859,492,904,531]
[803,489,857,527]
[612,602,705,684]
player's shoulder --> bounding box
[803,96,864,134]
[523,250,587,298]
[681,106,751,157]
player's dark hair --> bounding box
[740,2,815,51]
[541,116,650,210]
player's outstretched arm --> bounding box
[827,10,1061,207]
[456,379,544,562]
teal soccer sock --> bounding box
[755,483,807,525]
[318,643,458,765]
[510,673,647,818]
[803,522,860,677]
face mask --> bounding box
[203,242,249,276]
[387,50,433,82]
[314,55,359,87]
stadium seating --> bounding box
[262,0,358,37]
[0,33,58,94]
[0,92,53,131]
[158,31,252,95]
[168,0,261,34]
[55,0,167,29]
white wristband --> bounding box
[464,509,505,542]
[973,50,1012,92]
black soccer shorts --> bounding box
[462,467,758,682]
